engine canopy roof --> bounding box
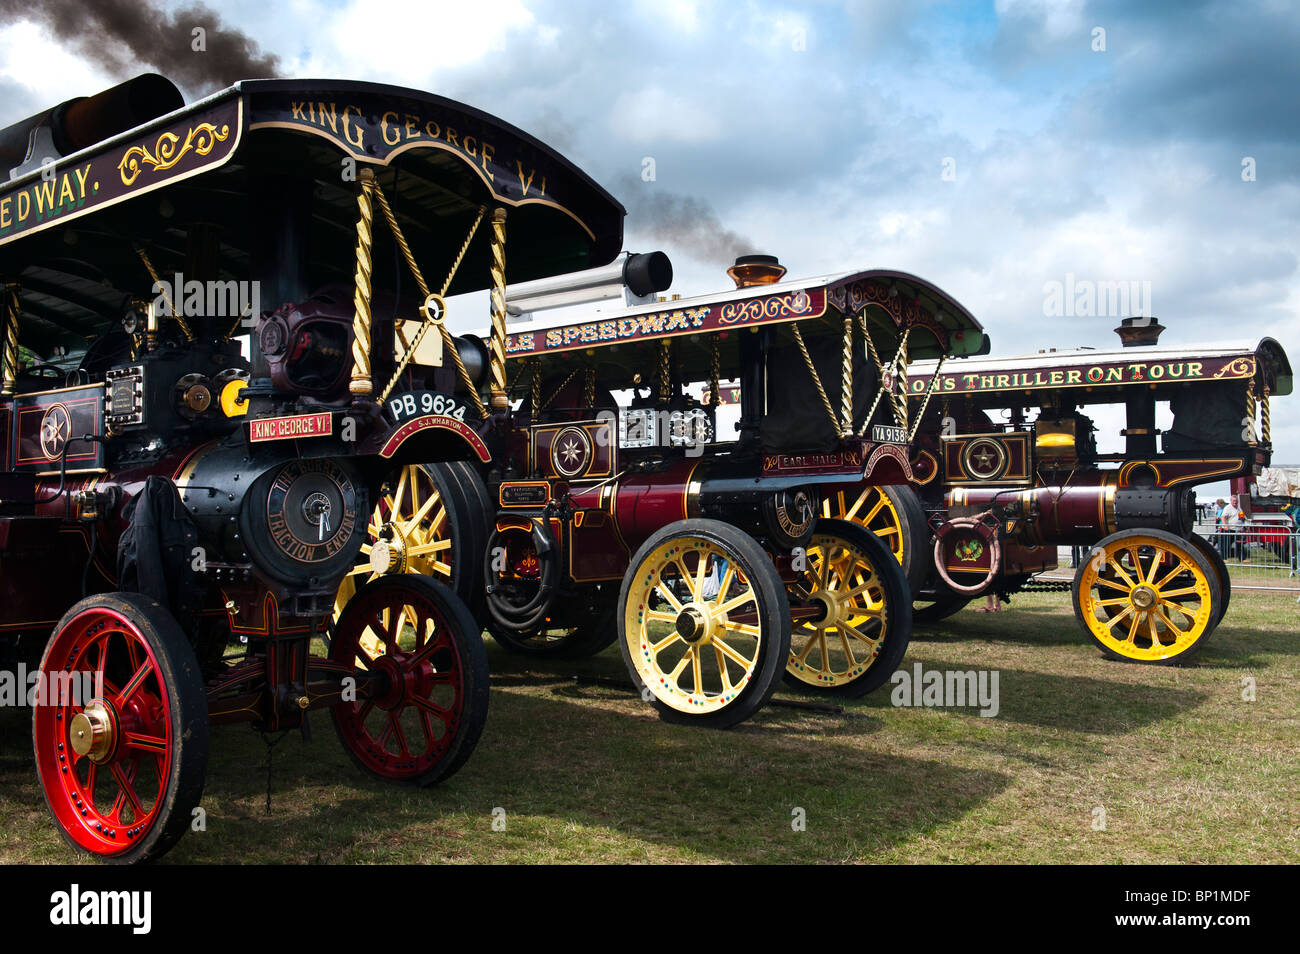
[0,77,626,356]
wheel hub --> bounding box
[371,650,434,710]
[371,653,405,710]
[69,700,117,763]
[675,606,709,644]
[1131,585,1158,610]
[809,590,839,625]
[370,526,409,575]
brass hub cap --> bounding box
[1131,584,1158,610]
[69,700,116,763]
[369,526,409,575]
[810,591,839,625]
[675,606,710,644]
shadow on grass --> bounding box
[150,685,1010,864]
[1,667,1009,863]
[5,645,999,863]
[486,629,1205,735]
[781,654,1208,734]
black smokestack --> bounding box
[0,0,280,95]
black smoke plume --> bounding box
[0,0,280,94]
[617,173,757,267]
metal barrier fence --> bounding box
[1196,519,1300,592]
[1052,520,1300,593]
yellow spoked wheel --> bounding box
[784,518,912,698]
[1073,529,1222,664]
[821,483,928,593]
[618,519,790,729]
[334,465,459,659]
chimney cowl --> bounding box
[727,254,786,288]
[1114,317,1166,347]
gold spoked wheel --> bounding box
[334,465,454,657]
[618,519,790,729]
[1073,529,1221,664]
[822,485,904,563]
[626,542,760,713]
[821,483,928,593]
[784,518,912,698]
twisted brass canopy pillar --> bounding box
[1,283,19,397]
[489,207,509,411]
[350,167,378,398]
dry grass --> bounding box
[1,589,1297,864]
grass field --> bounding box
[2,589,1297,864]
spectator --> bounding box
[1219,495,1243,560]
[1213,498,1229,557]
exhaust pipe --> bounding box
[1,73,184,178]
[505,250,673,317]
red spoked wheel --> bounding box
[331,574,489,786]
[33,592,208,863]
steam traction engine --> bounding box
[441,255,988,724]
[894,325,1292,662]
[0,75,628,860]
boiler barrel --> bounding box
[947,478,1195,545]
[605,457,827,552]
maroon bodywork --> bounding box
[884,338,1292,600]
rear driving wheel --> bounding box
[784,518,912,697]
[335,463,488,656]
[33,592,208,863]
[821,484,928,594]
[619,519,790,729]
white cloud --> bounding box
[608,86,723,143]
[643,0,703,34]
[308,0,541,83]
[0,20,116,106]
[995,0,1087,40]
[0,0,1294,465]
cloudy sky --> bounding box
[1,0,1296,470]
